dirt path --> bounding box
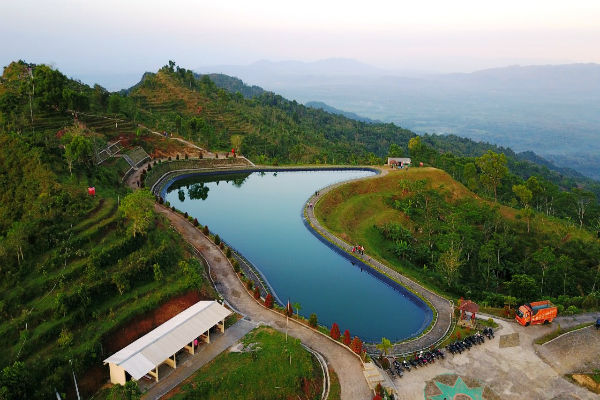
[156,205,373,400]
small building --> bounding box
[387,157,411,168]
[104,300,231,384]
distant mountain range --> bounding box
[196,59,600,179]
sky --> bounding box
[2,0,600,88]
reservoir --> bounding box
[164,169,432,343]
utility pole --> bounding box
[69,359,81,400]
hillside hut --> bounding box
[387,157,411,169]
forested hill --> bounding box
[305,101,378,123]
[2,59,599,202]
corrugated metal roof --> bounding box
[104,300,232,380]
[387,157,411,163]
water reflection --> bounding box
[167,173,252,201]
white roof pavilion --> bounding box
[104,300,231,382]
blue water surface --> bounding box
[165,170,431,342]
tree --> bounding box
[350,336,363,354]
[64,132,93,175]
[513,184,533,232]
[108,94,121,114]
[108,381,141,400]
[408,136,423,160]
[286,301,294,317]
[330,323,341,340]
[119,189,155,237]
[463,162,479,191]
[532,247,555,295]
[437,246,462,287]
[572,188,594,228]
[153,263,163,281]
[293,302,301,317]
[387,143,404,157]
[376,337,392,356]
[309,313,318,328]
[0,362,33,400]
[476,150,508,202]
[343,330,351,346]
[556,255,573,296]
[265,293,274,308]
[508,274,537,301]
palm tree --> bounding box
[376,337,392,356]
[293,302,302,318]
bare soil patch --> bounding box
[104,290,207,354]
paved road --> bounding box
[142,319,255,400]
[156,205,373,400]
[305,172,453,355]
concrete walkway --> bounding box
[156,205,373,400]
[304,173,453,355]
[142,318,255,400]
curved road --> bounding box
[305,171,453,355]
[155,205,373,400]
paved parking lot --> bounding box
[389,317,598,400]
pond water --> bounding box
[164,170,432,342]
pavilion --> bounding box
[104,300,231,384]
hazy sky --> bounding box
[2,0,600,84]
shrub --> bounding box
[176,154,180,160]
[171,205,175,211]
[253,286,260,300]
[566,305,579,315]
[309,313,318,328]
[147,164,152,171]
[226,247,232,258]
[158,197,163,204]
[265,293,274,308]
[214,234,221,245]
[380,356,390,370]
[219,242,224,250]
[165,201,170,207]
[246,280,253,290]
[184,212,188,218]
[556,304,565,314]
[232,260,240,273]
[330,323,341,340]
[193,218,199,226]
[343,330,351,346]
[199,152,203,159]
[203,225,209,235]
[582,293,599,309]
[286,302,294,317]
[168,156,172,161]
[185,153,189,160]
[351,336,363,354]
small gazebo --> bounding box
[458,299,479,325]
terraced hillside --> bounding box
[315,167,600,309]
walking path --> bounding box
[155,204,373,400]
[142,319,255,400]
[304,172,454,355]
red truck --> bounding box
[515,300,558,326]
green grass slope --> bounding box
[315,167,600,310]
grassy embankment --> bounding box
[315,167,596,302]
[164,326,334,400]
